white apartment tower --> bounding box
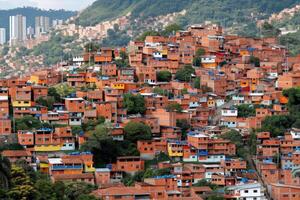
[0,28,6,45]
[35,16,50,37]
[9,15,26,46]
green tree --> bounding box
[81,122,112,150]
[136,30,161,41]
[0,155,11,190]
[54,83,76,98]
[77,194,99,200]
[123,93,146,115]
[71,126,84,136]
[249,56,260,67]
[122,171,144,186]
[15,115,42,131]
[194,179,218,190]
[35,96,55,110]
[1,46,9,56]
[220,130,245,158]
[193,77,201,89]
[176,119,190,139]
[247,131,257,155]
[260,115,295,137]
[261,22,280,37]
[195,48,205,57]
[237,104,256,118]
[124,121,152,143]
[82,117,105,131]
[162,23,182,36]
[193,48,205,67]
[48,87,61,102]
[181,88,188,95]
[175,65,195,82]
[15,159,37,182]
[292,119,300,128]
[115,50,129,68]
[64,182,97,200]
[283,87,300,114]
[166,103,183,112]
[84,42,100,52]
[192,56,202,67]
[7,165,36,200]
[52,181,66,199]
[35,179,58,200]
[143,167,171,179]
[157,70,172,82]
[207,195,225,200]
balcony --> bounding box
[52,165,83,170]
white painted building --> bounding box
[201,55,216,64]
[9,15,27,46]
[0,28,6,45]
[226,182,267,200]
[221,108,238,117]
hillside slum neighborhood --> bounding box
[1,23,300,200]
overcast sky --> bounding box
[0,0,96,11]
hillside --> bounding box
[77,0,300,27]
[0,7,76,31]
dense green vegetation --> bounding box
[193,77,201,89]
[77,0,189,26]
[249,56,261,67]
[81,120,151,167]
[175,65,195,82]
[123,93,146,115]
[279,30,300,56]
[193,48,205,67]
[124,121,152,143]
[237,104,256,118]
[220,130,246,158]
[15,115,46,131]
[176,119,191,139]
[77,0,300,29]
[258,87,300,137]
[166,103,183,112]
[0,159,98,200]
[102,25,131,47]
[157,70,172,82]
[32,33,82,65]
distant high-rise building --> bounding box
[0,28,6,45]
[35,16,50,37]
[9,15,26,46]
[27,26,35,39]
[52,19,63,27]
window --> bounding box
[254,190,258,193]
[244,190,248,193]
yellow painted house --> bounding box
[240,49,250,56]
[167,143,183,157]
[111,83,125,90]
[30,75,39,84]
[12,101,31,107]
[34,145,61,152]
